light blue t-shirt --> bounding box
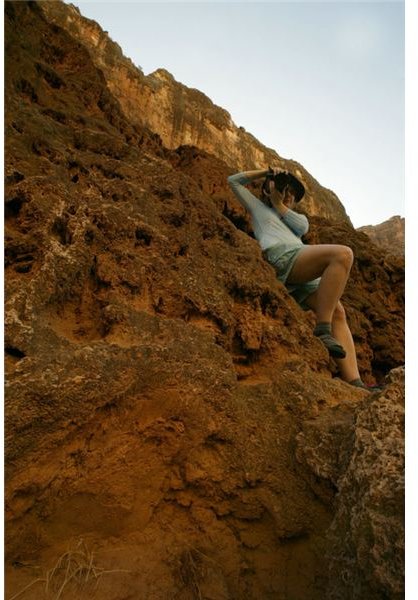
[227,172,308,254]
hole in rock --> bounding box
[14,264,33,274]
[15,78,38,102]
[5,346,26,359]
[5,194,26,219]
[6,172,24,185]
[52,217,72,246]
[135,228,152,246]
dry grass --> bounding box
[9,539,130,600]
[165,521,221,600]
[174,543,221,600]
[178,548,204,600]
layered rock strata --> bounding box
[39,0,350,224]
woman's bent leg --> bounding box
[286,245,354,323]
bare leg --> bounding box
[305,293,360,382]
[286,245,354,323]
[331,304,361,382]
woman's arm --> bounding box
[227,171,269,214]
[281,210,309,237]
[227,167,281,212]
[237,168,271,182]
[227,169,270,188]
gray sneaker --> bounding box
[315,333,346,359]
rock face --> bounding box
[296,367,405,600]
[327,367,405,600]
[39,0,350,225]
[4,2,404,599]
[357,216,405,257]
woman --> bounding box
[227,167,370,390]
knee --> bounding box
[333,302,346,323]
[335,245,354,270]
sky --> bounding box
[71,0,405,228]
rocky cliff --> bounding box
[39,0,350,225]
[5,2,404,599]
[357,215,405,257]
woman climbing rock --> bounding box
[227,167,373,391]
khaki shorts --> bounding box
[263,245,320,310]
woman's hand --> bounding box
[270,184,295,214]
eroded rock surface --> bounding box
[296,367,405,599]
[5,2,404,599]
[327,367,405,600]
[358,215,405,257]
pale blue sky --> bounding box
[72,1,405,227]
